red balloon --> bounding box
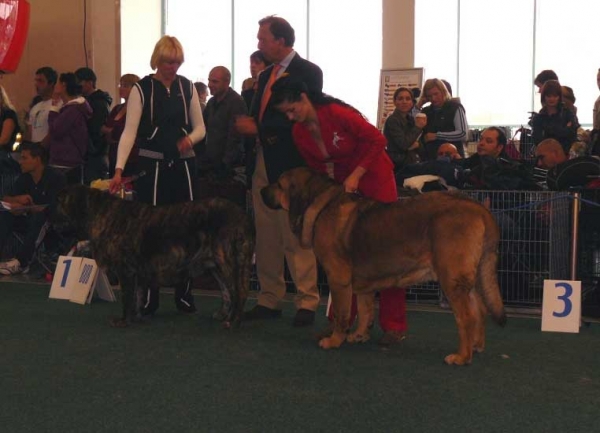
[0,0,30,73]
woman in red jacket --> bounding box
[271,76,406,346]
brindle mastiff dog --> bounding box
[261,167,506,365]
[55,185,254,328]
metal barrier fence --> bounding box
[248,189,576,311]
[406,190,572,309]
[578,190,600,316]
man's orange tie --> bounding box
[259,64,282,121]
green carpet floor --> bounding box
[1,282,599,433]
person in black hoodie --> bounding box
[75,67,113,183]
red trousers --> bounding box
[328,286,407,332]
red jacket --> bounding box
[293,103,397,203]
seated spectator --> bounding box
[461,127,540,190]
[437,142,462,161]
[534,69,559,92]
[102,73,140,177]
[535,138,600,190]
[194,82,208,111]
[0,142,66,275]
[46,73,92,184]
[395,142,464,189]
[241,50,271,110]
[383,87,426,170]
[531,80,579,154]
[417,78,468,160]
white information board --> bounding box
[376,67,424,130]
[541,279,581,333]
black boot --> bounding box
[141,286,160,316]
[174,280,197,313]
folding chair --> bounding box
[10,220,54,274]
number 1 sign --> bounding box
[49,256,83,300]
[541,280,581,333]
[49,256,114,305]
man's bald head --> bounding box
[535,139,567,169]
[208,66,231,99]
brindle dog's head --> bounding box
[53,184,101,240]
[261,167,342,248]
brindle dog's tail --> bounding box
[476,212,507,327]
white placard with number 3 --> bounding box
[541,279,581,333]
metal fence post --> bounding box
[570,192,580,281]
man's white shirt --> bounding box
[28,99,63,143]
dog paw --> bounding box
[318,334,345,349]
[318,338,334,349]
[347,332,370,343]
[444,353,471,366]
[473,343,485,353]
[212,309,228,321]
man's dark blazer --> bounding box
[248,52,323,184]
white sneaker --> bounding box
[0,258,28,275]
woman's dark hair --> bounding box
[393,87,414,103]
[534,69,558,86]
[540,79,562,106]
[250,50,272,67]
[270,75,365,118]
[561,85,576,104]
[59,72,83,97]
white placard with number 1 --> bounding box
[541,279,581,333]
[49,256,83,300]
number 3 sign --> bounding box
[541,280,581,333]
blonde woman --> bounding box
[417,78,468,160]
[109,35,205,315]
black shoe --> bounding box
[175,281,197,313]
[175,297,197,313]
[141,287,160,316]
[293,309,315,327]
[243,305,282,321]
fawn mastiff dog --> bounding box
[261,167,506,365]
[55,185,254,328]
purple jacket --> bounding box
[47,97,93,167]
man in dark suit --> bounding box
[236,15,323,326]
